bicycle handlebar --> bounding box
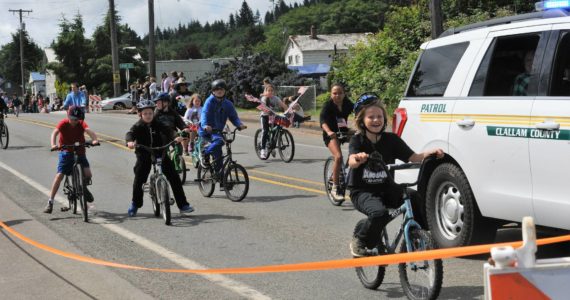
[134,140,176,152]
[51,141,100,152]
[369,154,437,188]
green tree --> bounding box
[48,14,93,86]
[0,29,44,91]
[237,0,255,27]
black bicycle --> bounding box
[137,141,177,226]
[0,113,9,149]
[254,114,295,162]
[354,155,443,300]
[323,132,350,206]
[51,142,99,222]
[196,127,249,202]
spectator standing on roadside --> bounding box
[63,82,87,111]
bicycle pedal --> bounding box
[169,198,175,205]
[60,206,70,212]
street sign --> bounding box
[119,63,134,69]
[113,72,121,83]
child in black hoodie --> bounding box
[125,100,194,217]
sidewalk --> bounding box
[0,189,152,300]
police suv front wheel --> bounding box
[426,163,497,248]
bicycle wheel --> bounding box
[354,219,387,289]
[278,129,295,162]
[197,165,215,197]
[224,164,249,202]
[323,157,344,206]
[65,179,77,214]
[398,229,443,300]
[149,178,160,217]
[73,164,88,222]
[253,129,267,160]
[156,177,171,225]
[0,122,8,149]
[177,155,187,184]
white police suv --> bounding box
[394,1,570,248]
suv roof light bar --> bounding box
[537,1,570,11]
[439,9,569,38]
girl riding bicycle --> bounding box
[259,83,288,159]
[320,83,354,202]
[347,93,444,257]
[183,93,202,155]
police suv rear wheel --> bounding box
[426,163,497,248]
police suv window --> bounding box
[469,34,540,97]
[549,32,570,96]
[406,42,469,97]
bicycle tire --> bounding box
[149,178,160,217]
[156,177,171,225]
[398,229,443,300]
[253,129,267,160]
[197,165,215,197]
[178,155,187,184]
[354,219,387,289]
[0,122,8,149]
[278,129,295,162]
[73,164,88,222]
[224,164,249,202]
[323,157,344,206]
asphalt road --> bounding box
[0,111,567,299]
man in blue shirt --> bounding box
[63,82,87,110]
[199,79,246,175]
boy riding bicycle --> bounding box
[199,79,246,176]
[125,100,194,217]
[347,93,444,257]
[44,106,99,213]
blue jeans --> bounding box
[202,133,224,175]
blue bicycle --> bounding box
[354,155,443,300]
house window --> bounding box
[288,56,293,64]
[295,55,299,64]
[290,43,294,49]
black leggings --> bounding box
[351,191,391,245]
[132,154,189,209]
[260,115,270,149]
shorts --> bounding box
[57,151,90,175]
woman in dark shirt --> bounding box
[320,83,354,202]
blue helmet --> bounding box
[353,92,380,115]
[153,92,170,103]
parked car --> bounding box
[393,2,570,248]
[101,93,132,110]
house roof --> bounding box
[30,72,45,82]
[287,33,370,53]
[44,48,58,63]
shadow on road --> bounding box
[172,213,247,227]
[4,145,44,150]
[2,219,32,227]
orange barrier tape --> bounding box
[1,220,570,274]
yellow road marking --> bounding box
[248,169,324,186]
[249,175,326,195]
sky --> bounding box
[0,0,289,48]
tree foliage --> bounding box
[193,52,311,108]
[0,29,44,92]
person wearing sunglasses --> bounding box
[320,83,354,202]
[347,93,444,257]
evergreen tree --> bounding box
[229,14,236,29]
[237,0,255,27]
[0,29,44,90]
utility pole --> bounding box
[429,0,444,39]
[109,0,120,97]
[148,0,156,79]
[9,9,32,96]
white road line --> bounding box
[0,160,271,300]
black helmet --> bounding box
[211,79,227,91]
[67,105,85,120]
[136,99,156,111]
[152,92,170,103]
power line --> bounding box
[8,8,33,96]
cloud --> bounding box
[0,0,283,48]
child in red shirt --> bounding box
[44,106,100,213]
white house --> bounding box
[43,48,58,100]
[29,72,46,97]
[283,27,370,67]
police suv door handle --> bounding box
[456,119,475,127]
[535,121,560,131]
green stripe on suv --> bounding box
[487,126,570,140]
